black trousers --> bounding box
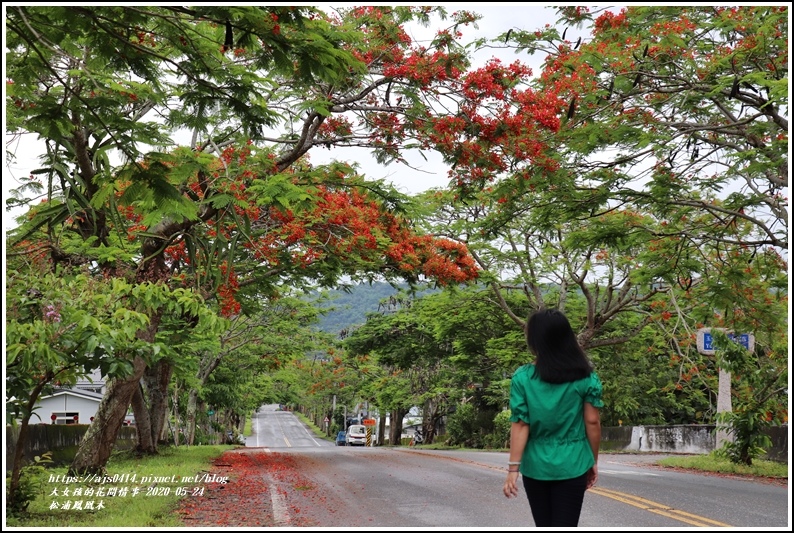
[522,472,588,527]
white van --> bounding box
[345,424,368,446]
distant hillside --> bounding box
[312,282,436,335]
[312,282,401,335]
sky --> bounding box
[3,4,582,230]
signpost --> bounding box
[696,328,755,449]
[697,329,754,354]
[362,418,376,446]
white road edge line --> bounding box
[267,473,291,526]
[297,418,323,446]
[600,469,660,476]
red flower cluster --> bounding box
[248,186,479,286]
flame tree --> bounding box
[5,6,527,475]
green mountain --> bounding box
[312,281,438,335]
[312,282,402,335]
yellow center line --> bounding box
[590,487,732,527]
[667,508,734,527]
[399,450,732,527]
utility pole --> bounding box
[332,395,337,432]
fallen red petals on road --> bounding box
[175,449,318,527]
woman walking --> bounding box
[503,308,603,527]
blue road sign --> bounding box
[702,332,751,351]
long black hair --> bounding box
[525,308,593,384]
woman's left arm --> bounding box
[503,421,529,498]
[583,402,601,489]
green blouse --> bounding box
[509,364,604,480]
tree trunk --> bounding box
[69,224,172,472]
[143,359,173,447]
[8,421,29,513]
[159,407,170,442]
[68,355,147,476]
[170,385,181,446]
[185,352,222,445]
[186,388,200,445]
[388,407,408,445]
[423,397,444,444]
[376,413,385,446]
[8,374,52,513]
[428,409,444,444]
[130,383,154,453]
[740,444,753,466]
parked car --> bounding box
[336,430,347,446]
[345,424,368,446]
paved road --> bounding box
[247,404,332,448]
[238,405,789,528]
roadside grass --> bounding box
[656,451,788,479]
[295,411,333,440]
[7,444,233,528]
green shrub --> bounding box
[484,409,511,449]
[715,409,773,466]
[446,403,477,446]
[6,452,53,516]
